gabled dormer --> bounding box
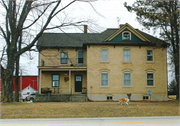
[105,23,150,42]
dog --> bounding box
[118,98,129,105]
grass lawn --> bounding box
[0,100,179,119]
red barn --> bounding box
[0,76,38,93]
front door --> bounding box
[75,75,82,92]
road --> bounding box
[0,116,180,126]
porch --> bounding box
[38,66,87,95]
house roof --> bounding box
[37,23,167,50]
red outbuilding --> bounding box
[0,76,38,93]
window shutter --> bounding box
[41,59,44,66]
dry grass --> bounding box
[0,100,179,119]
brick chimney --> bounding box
[119,24,125,28]
[84,25,87,33]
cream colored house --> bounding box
[37,23,168,101]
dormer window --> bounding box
[122,31,131,40]
[124,33,130,40]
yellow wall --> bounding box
[40,71,87,94]
[39,48,87,67]
[87,45,167,101]
[38,45,168,101]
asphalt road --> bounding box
[0,116,180,126]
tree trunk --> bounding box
[175,63,179,99]
[4,52,16,102]
[15,57,20,102]
[1,65,5,101]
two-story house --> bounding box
[37,23,168,101]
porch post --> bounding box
[39,69,42,94]
[69,70,71,94]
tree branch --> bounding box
[17,1,33,31]
[45,21,88,30]
[22,2,53,30]
[0,26,7,41]
[51,0,75,18]
[16,1,61,57]
[0,46,6,62]
[1,0,8,11]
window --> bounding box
[101,50,107,61]
[124,49,130,61]
[52,75,59,87]
[78,51,84,64]
[123,32,130,40]
[107,96,112,100]
[61,52,68,64]
[147,73,153,86]
[143,96,149,100]
[101,73,108,86]
[147,50,153,61]
[124,73,131,86]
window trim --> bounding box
[122,69,133,88]
[122,31,131,40]
[123,73,131,87]
[123,48,131,63]
[77,51,84,66]
[101,73,109,87]
[146,49,154,63]
[101,49,108,62]
[100,69,110,88]
[60,52,68,64]
[52,74,59,87]
[146,72,155,87]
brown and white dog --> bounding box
[118,98,129,105]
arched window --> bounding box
[123,32,130,40]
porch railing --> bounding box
[41,58,86,67]
[50,87,69,94]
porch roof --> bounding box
[38,66,87,72]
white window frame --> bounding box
[122,69,133,88]
[61,52,68,64]
[147,50,153,62]
[147,73,154,86]
[101,49,108,61]
[77,51,84,66]
[52,75,59,87]
[123,49,130,62]
[101,73,108,86]
[124,73,131,86]
[122,31,131,40]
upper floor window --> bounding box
[101,73,108,86]
[124,49,130,61]
[123,32,130,40]
[61,52,68,64]
[52,75,59,87]
[78,51,84,65]
[147,73,153,86]
[147,50,153,61]
[101,50,108,61]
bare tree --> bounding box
[0,0,96,102]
